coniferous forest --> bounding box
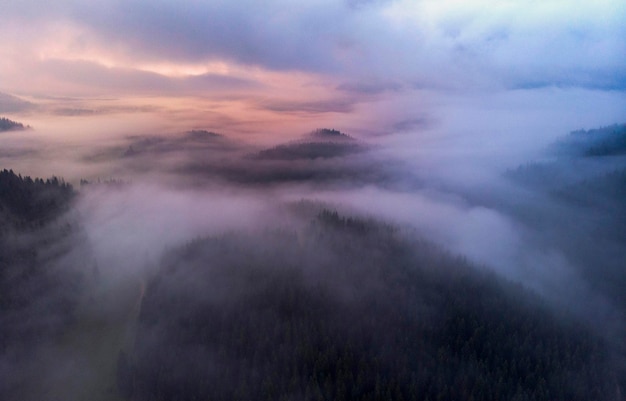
[126,212,612,401]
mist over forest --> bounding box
[1,110,625,400]
[2,0,626,400]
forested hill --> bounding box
[0,169,74,227]
[503,124,626,322]
[254,141,366,160]
[253,128,364,160]
[309,128,354,141]
[554,123,626,157]
[506,124,626,205]
[0,117,27,132]
[125,210,614,401]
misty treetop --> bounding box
[252,128,363,160]
[0,169,74,227]
[553,123,626,157]
[185,129,223,141]
[0,117,28,132]
[309,128,355,141]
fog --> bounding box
[1,87,625,400]
[2,0,625,397]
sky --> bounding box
[1,0,625,144]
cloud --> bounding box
[50,104,159,117]
[0,93,37,114]
[345,0,395,9]
[65,0,351,72]
[391,117,433,132]
[335,81,402,95]
[39,59,258,95]
[258,98,356,114]
[509,70,626,91]
[3,0,624,93]
[76,182,279,277]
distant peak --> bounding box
[185,130,223,140]
[309,128,353,141]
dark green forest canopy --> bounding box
[126,211,614,401]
